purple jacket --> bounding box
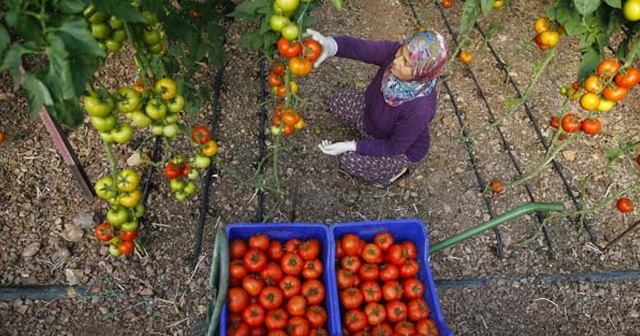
[334,36,438,163]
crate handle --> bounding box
[428,202,565,254]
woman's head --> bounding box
[391,29,448,82]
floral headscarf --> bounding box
[381,29,448,107]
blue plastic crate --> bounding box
[219,222,339,336]
[330,219,453,336]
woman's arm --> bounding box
[334,36,400,67]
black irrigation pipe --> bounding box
[4,268,640,301]
[408,1,505,258]
[430,3,557,255]
[434,268,640,290]
[473,23,596,244]
[191,62,225,269]
[256,58,269,223]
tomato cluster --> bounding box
[576,59,640,113]
[533,17,562,51]
[554,58,640,137]
[83,4,126,53]
[268,37,321,137]
[161,125,218,201]
[93,168,145,257]
[334,232,439,336]
[225,234,330,335]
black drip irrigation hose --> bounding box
[472,23,596,243]
[0,285,91,301]
[408,1,505,258]
[434,268,640,290]
[191,62,225,269]
[432,3,557,255]
[256,58,268,223]
[441,80,505,258]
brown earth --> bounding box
[1,0,640,335]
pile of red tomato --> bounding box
[335,232,439,336]
[225,234,330,335]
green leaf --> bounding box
[330,0,342,11]
[0,42,28,73]
[573,0,602,16]
[0,24,10,58]
[53,0,86,13]
[56,16,105,58]
[45,33,76,100]
[460,0,482,36]
[577,47,601,80]
[227,0,270,21]
[92,0,146,22]
[49,98,84,129]
[21,72,54,116]
[237,30,265,50]
[480,0,494,15]
[549,1,586,37]
[604,0,621,8]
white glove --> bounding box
[318,140,356,155]
[305,29,338,68]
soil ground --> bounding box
[1,0,640,335]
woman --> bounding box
[309,28,448,187]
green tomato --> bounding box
[108,16,124,29]
[130,111,152,128]
[111,123,134,144]
[107,207,130,227]
[166,94,185,113]
[193,154,211,169]
[95,176,116,200]
[91,22,112,39]
[270,15,290,32]
[109,244,122,257]
[164,112,179,124]
[624,0,640,21]
[187,169,200,180]
[117,168,140,192]
[170,178,185,192]
[597,98,615,112]
[99,131,113,143]
[148,42,163,54]
[163,124,180,138]
[142,29,162,46]
[111,29,127,43]
[174,191,187,201]
[115,87,141,113]
[121,220,139,232]
[151,125,164,136]
[90,115,117,132]
[281,24,300,41]
[271,125,281,135]
[88,11,109,24]
[142,11,158,26]
[145,99,167,120]
[183,181,197,195]
[84,94,114,117]
[133,204,146,218]
[104,39,122,52]
[275,0,300,12]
